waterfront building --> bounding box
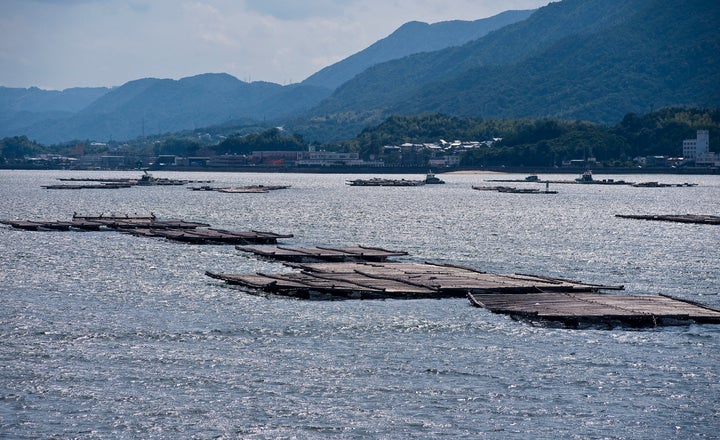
[682,130,719,166]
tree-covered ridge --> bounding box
[215,128,307,155]
[2,108,718,169]
[309,0,720,135]
[342,108,720,167]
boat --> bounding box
[136,171,188,186]
[424,172,445,184]
[575,170,630,185]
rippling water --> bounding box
[1,170,719,438]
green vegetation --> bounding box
[341,108,720,167]
[215,128,307,155]
[310,0,720,129]
[1,108,718,169]
[0,136,43,163]
[154,138,202,157]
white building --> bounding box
[683,130,719,166]
[682,130,709,160]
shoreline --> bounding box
[1,165,718,175]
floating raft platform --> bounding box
[631,181,698,187]
[43,174,212,189]
[615,214,720,225]
[42,183,135,189]
[468,292,720,328]
[236,245,408,262]
[346,178,425,186]
[472,185,557,194]
[206,261,623,300]
[1,214,292,245]
[206,261,720,327]
[190,185,290,193]
[126,228,293,244]
[0,214,209,231]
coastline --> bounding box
[2,165,718,175]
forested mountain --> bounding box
[300,0,720,141]
[5,74,329,144]
[301,9,535,90]
[0,10,536,144]
[0,86,109,139]
[1,0,718,145]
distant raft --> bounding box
[189,185,290,193]
[346,178,425,186]
[236,245,408,262]
[0,213,292,245]
[472,185,557,194]
[43,172,212,189]
[346,173,444,186]
[615,214,720,225]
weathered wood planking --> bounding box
[468,292,720,328]
[2,214,292,245]
[124,228,292,244]
[1,218,210,231]
[205,261,623,300]
[236,245,408,262]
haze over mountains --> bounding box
[1,0,718,145]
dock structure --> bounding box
[126,228,292,244]
[190,185,290,193]
[42,183,135,190]
[472,185,557,194]
[42,173,212,189]
[468,292,720,328]
[1,214,292,245]
[346,178,425,187]
[206,261,720,328]
[615,214,720,225]
[205,261,623,300]
[235,245,408,262]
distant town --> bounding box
[4,129,718,174]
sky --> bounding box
[0,0,551,91]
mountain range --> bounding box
[1,0,718,145]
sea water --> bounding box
[1,170,719,438]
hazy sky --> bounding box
[0,0,551,91]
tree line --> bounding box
[2,108,718,167]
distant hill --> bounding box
[0,86,109,139]
[0,11,536,144]
[298,0,720,140]
[301,9,535,90]
[2,0,718,145]
[3,74,330,144]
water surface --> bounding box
[1,170,719,438]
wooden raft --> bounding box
[1,214,292,245]
[235,245,408,262]
[616,214,720,225]
[468,292,720,328]
[126,228,293,244]
[206,261,720,327]
[190,185,290,193]
[205,261,623,300]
